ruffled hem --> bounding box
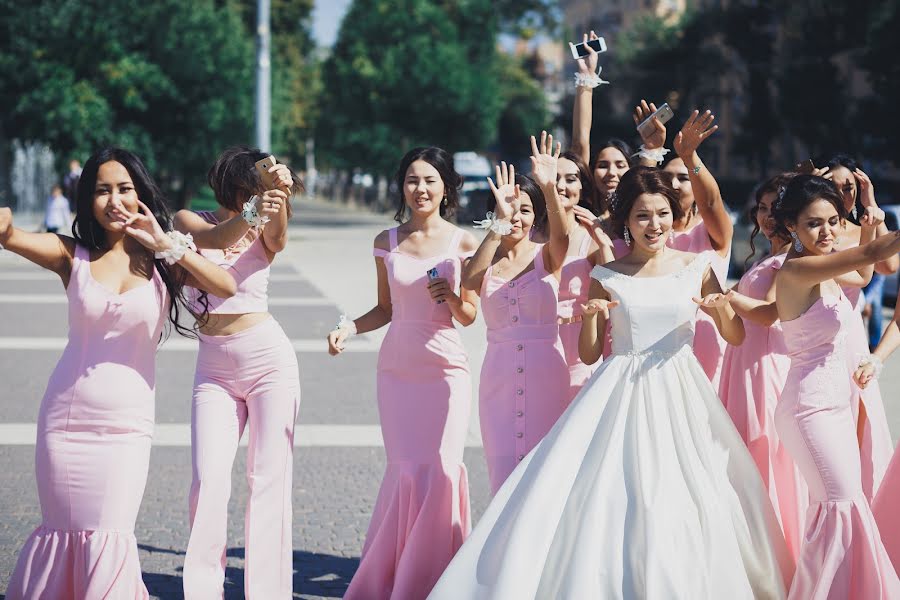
[790,499,900,600]
[346,461,470,600]
[6,525,148,600]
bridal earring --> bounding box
[623,227,632,246]
[790,231,804,252]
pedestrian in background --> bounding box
[43,184,71,234]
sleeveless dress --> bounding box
[429,252,791,599]
[7,244,167,600]
[479,244,569,493]
[557,232,599,403]
[775,293,900,599]
[345,227,473,600]
[718,254,807,563]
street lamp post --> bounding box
[255,0,271,152]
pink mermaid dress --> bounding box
[7,244,166,600]
[718,254,807,563]
[557,233,599,403]
[344,227,472,600]
[775,293,900,599]
[479,244,569,493]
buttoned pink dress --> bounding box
[557,233,599,404]
[718,254,807,563]
[7,244,167,600]
[479,244,569,493]
[776,293,900,599]
[345,227,473,600]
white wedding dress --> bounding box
[429,252,792,599]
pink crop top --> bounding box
[187,211,271,314]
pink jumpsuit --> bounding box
[776,294,900,599]
[557,232,599,403]
[183,217,301,599]
[344,227,472,600]
[718,254,807,562]
[479,244,569,493]
[7,244,167,600]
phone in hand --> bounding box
[255,156,278,190]
[636,103,674,137]
[570,37,607,60]
[426,267,444,304]
[795,159,815,175]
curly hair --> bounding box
[771,174,847,240]
[745,172,796,268]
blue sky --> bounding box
[312,0,352,47]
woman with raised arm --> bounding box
[3,148,235,600]
[173,146,304,599]
[429,166,791,599]
[773,174,900,599]
[327,147,478,600]
[717,173,807,563]
[462,132,571,493]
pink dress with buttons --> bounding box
[344,227,473,600]
[479,244,569,494]
[557,232,599,403]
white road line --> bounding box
[0,294,332,307]
[0,337,379,352]
[0,423,485,448]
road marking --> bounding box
[0,423,484,447]
[0,337,379,352]
[0,294,333,307]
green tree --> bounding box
[495,52,549,162]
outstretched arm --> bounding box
[461,162,518,291]
[0,208,74,284]
[781,228,900,288]
[579,278,618,365]
[632,99,667,168]
[694,265,744,345]
[571,31,603,166]
[530,131,569,274]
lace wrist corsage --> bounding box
[574,68,609,89]
[241,195,270,229]
[634,144,670,165]
[858,354,884,379]
[154,231,197,265]
[334,314,357,337]
[473,212,513,236]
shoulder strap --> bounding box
[533,243,546,275]
[388,227,398,251]
[73,243,89,263]
[578,230,592,257]
[197,210,219,225]
[448,228,464,254]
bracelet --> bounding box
[574,68,609,89]
[154,231,197,265]
[633,145,670,165]
[690,165,702,175]
[473,212,513,235]
[241,195,270,229]
[334,314,357,336]
[858,354,884,378]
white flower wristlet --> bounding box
[241,195,270,229]
[473,212,513,235]
[155,231,197,265]
[858,354,884,379]
[574,68,609,89]
[334,314,357,337]
[634,144,670,165]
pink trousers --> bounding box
[183,318,301,599]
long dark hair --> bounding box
[609,166,684,236]
[771,174,847,241]
[208,146,303,216]
[393,147,462,223]
[745,173,796,268]
[531,151,595,237]
[73,147,203,340]
[592,138,634,214]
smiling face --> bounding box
[556,157,583,210]
[506,191,536,241]
[626,193,674,252]
[593,146,630,196]
[829,165,857,211]
[663,157,694,213]
[788,197,843,255]
[403,160,445,217]
[92,161,140,233]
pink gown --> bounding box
[557,233,599,403]
[775,293,900,599]
[718,254,807,563]
[873,448,900,575]
[7,245,166,600]
[479,244,569,493]
[345,227,472,600]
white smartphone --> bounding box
[636,103,674,137]
[570,37,607,60]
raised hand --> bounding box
[674,109,718,158]
[811,166,834,180]
[259,189,289,220]
[581,298,619,319]
[486,161,519,222]
[119,201,172,253]
[573,204,613,248]
[267,163,294,191]
[692,289,734,309]
[530,130,561,189]
[633,99,666,150]
[575,31,601,77]
[854,168,883,226]
[0,207,12,245]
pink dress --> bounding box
[557,233,599,403]
[776,293,900,599]
[7,245,167,600]
[479,245,569,493]
[345,227,472,600]
[718,254,807,563]
[873,448,900,575]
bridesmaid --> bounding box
[462,132,570,493]
[327,147,479,600]
[717,173,807,563]
[2,148,235,599]
[773,174,900,599]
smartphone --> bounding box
[570,37,607,60]
[255,155,278,190]
[426,267,444,304]
[795,159,815,175]
[636,103,674,137]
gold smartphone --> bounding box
[255,155,278,190]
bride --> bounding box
[429,163,792,599]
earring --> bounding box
[623,227,631,246]
[442,196,448,205]
[790,231,804,252]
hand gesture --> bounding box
[486,161,519,222]
[575,31,601,77]
[119,201,172,253]
[853,363,876,389]
[674,110,718,158]
[259,189,289,219]
[530,130,561,189]
[267,163,294,191]
[633,99,666,150]
[581,298,619,319]
[0,207,12,244]
[426,276,459,306]
[692,289,734,309]
[573,205,613,248]
[327,328,351,356]
[811,166,833,180]
[854,168,883,226]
